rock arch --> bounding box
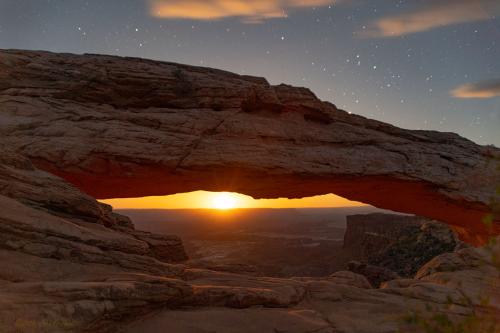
[0,49,498,244]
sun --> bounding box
[212,192,238,210]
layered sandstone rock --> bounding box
[0,131,498,333]
[0,49,498,243]
[0,148,188,267]
[0,50,499,332]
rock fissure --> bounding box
[174,111,242,171]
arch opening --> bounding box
[100,191,458,280]
[100,191,368,210]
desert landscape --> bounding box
[1,1,500,332]
[0,49,498,332]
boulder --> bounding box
[347,261,400,287]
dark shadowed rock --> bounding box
[344,213,464,276]
[347,261,400,287]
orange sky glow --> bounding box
[100,191,367,209]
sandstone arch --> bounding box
[0,49,498,244]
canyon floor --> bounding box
[125,208,375,277]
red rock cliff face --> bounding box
[344,213,427,258]
[0,49,498,244]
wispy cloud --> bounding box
[451,79,500,99]
[364,0,500,37]
[148,0,334,23]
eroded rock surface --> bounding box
[0,148,190,331]
[0,49,498,243]
[0,136,500,333]
[0,50,499,332]
[0,138,498,333]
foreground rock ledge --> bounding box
[0,49,499,243]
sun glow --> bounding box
[100,191,367,209]
[211,192,238,210]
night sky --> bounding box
[1,0,499,147]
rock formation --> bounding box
[344,213,463,276]
[0,50,499,332]
[1,153,498,332]
[344,213,426,258]
[0,49,499,244]
[347,261,401,287]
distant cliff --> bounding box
[343,213,463,276]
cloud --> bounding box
[451,79,500,99]
[148,0,335,23]
[365,0,500,37]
